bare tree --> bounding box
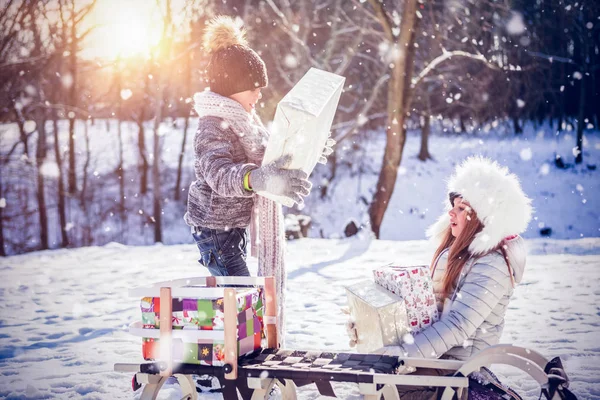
[112,58,127,233]
[79,120,93,246]
[174,46,192,201]
[361,0,507,237]
[30,3,50,250]
[418,112,432,161]
[150,0,176,243]
[64,0,97,194]
[132,69,150,195]
[366,0,419,238]
[52,118,69,247]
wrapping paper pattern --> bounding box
[140,288,264,365]
[373,265,439,332]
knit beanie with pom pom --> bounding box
[203,16,268,96]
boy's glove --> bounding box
[250,154,312,205]
[317,137,336,164]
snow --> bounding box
[0,237,599,399]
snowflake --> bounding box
[506,12,526,35]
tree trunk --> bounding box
[35,117,49,250]
[513,116,523,134]
[174,51,192,201]
[174,115,190,201]
[151,0,174,244]
[67,17,78,194]
[459,116,467,133]
[138,70,150,195]
[368,0,418,238]
[115,68,126,234]
[80,121,93,246]
[418,114,431,161]
[575,74,585,164]
[53,118,69,247]
[13,105,29,157]
[138,120,149,195]
[152,118,163,243]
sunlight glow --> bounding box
[83,0,163,60]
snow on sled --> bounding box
[114,276,576,399]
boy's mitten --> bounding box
[250,154,312,205]
[317,137,336,164]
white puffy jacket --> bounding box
[395,236,527,361]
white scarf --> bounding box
[193,90,287,345]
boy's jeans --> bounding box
[191,226,250,277]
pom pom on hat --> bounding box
[203,16,248,54]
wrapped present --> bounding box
[345,281,410,353]
[373,265,438,331]
[261,68,345,206]
[139,288,264,366]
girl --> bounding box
[350,156,532,399]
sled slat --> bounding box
[159,287,172,377]
[401,357,464,370]
[224,288,238,380]
[373,373,469,388]
[114,363,143,373]
[265,277,278,348]
[128,276,266,297]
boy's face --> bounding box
[229,88,262,113]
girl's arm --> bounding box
[398,254,512,359]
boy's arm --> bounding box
[195,122,256,198]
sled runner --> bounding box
[114,276,574,399]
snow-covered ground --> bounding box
[1,237,599,399]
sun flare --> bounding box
[83,0,162,60]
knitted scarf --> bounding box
[193,90,286,345]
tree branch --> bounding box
[333,72,389,144]
[411,50,499,91]
[366,0,394,41]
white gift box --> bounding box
[260,67,345,206]
[345,280,409,354]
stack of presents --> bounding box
[345,265,439,353]
[130,264,438,365]
[138,288,265,366]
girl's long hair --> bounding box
[430,207,513,299]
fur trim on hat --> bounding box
[426,156,533,255]
[203,16,248,54]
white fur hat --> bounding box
[426,156,533,255]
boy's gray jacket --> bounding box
[185,116,256,229]
[399,237,527,361]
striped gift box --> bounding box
[140,288,264,366]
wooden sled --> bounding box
[114,276,565,399]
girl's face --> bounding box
[448,197,471,238]
[229,88,262,113]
